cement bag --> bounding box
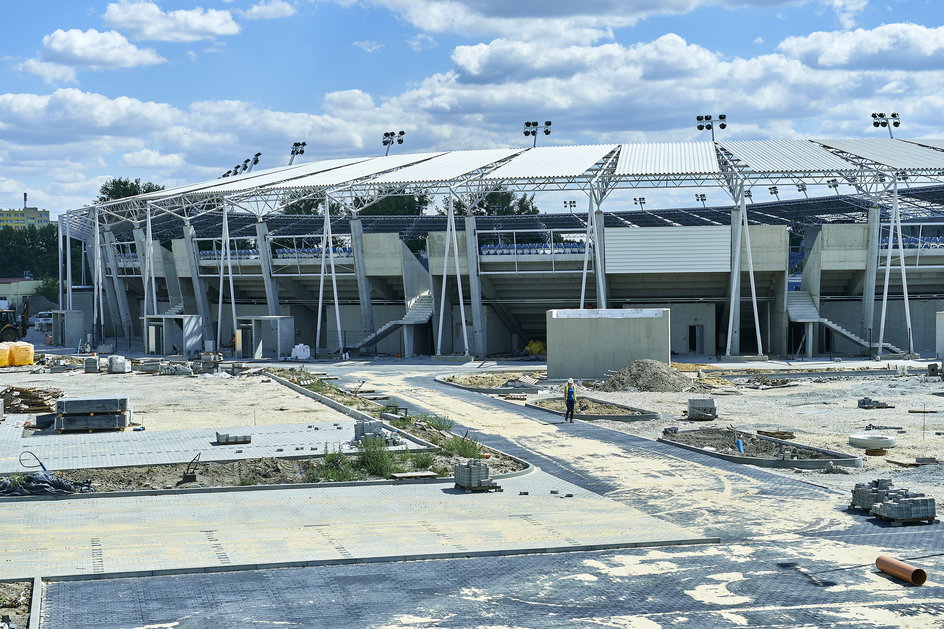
[291,344,311,360]
[0,342,11,367]
[10,342,34,366]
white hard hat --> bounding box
[567,378,574,384]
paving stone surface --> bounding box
[42,540,944,628]
[28,362,944,628]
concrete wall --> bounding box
[820,298,944,355]
[739,225,789,272]
[546,308,671,379]
[629,302,716,356]
[937,312,944,359]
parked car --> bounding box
[34,311,53,331]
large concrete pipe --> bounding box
[876,555,927,585]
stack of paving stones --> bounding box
[851,479,937,524]
[454,460,497,490]
[354,419,402,446]
[54,396,131,431]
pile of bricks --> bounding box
[851,479,937,524]
[353,419,402,446]
[454,460,497,490]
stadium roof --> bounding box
[64,138,944,240]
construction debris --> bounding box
[0,471,94,496]
[858,397,894,409]
[1,386,63,414]
[600,359,704,393]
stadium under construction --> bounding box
[55,139,944,360]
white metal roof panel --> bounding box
[616,142,720,176]
[903,139,944,153]
[718,140,855,173]
[132,157,372,201]
[203,157,380,194]
[813,139,944,170]
[482,145,617,180]
[265,152,446,190]
[371,148,524,184]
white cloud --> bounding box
[17,59,77,85]
[779,23,944,69]
[103,1,240,42]
[41,29,166,69]
[353,40,384,52]
[242,0,297,19]
[121,149,185,168]
[335,1,870,42]
[407,33,436,51]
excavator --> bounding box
[0,306,29,342]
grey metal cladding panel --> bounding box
[482,144,618,180]
[904,138,944,153]
[605,226,730,273]
[266,152,446,189]
[814,139,944,169]
[371,148,524,184]
[719,140,856,173]
[616,142,720,176]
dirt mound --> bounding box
[600,359,697,392]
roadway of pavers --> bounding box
[11,358,944,628]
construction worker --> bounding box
[563,378,577,422]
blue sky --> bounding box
[1,0,942,214]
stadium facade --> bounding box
[56,139,944,359]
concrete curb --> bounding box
[38,533,720,583]
[28,576,41,629]
[435,373,541,395]
[658,432,864,469]
[526,397,662,422]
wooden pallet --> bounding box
[455,484,503,493]
[874,514,937,526]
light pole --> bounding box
[796,183,808,198]
[744,189,753,204]
[696,114,727,141]
[563,200,576,214]
[871,112,901,139]
[289,141,307,165]
[634,197,646,210]
[827,178,840,195]
[695,193,707,208]
[768,186,780,201]
[382,131,405,156]
[523,121,552,147]
[219,152,261,177]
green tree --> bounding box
[97,177,164,203]
[450,187,538,216]
[358,188,430,216]
[34,277,59,301]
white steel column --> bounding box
[592,203,607,309]
[862,203,880,351]
[892,181,914,354]
[464,215,486,356]
[579,194,593,308]
[65,218,73,309]
[450,192,469,356]
[57,220,63,310]
[725,183,746,356]
[740,207,763,355]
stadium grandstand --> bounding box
[56,139,944,359]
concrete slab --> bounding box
[0,471,712,581]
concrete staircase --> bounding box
[163,301,185,316]
[787,291,904,355]
[351,292,433,349]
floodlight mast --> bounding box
[522,120,552,147]
[289,141,307,165]
[870,112,901,139]
[633,197,646,210]
[695,113,727,142]
[382,131,405,156]
[695,193,707,208]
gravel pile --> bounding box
[600,359,699,393]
